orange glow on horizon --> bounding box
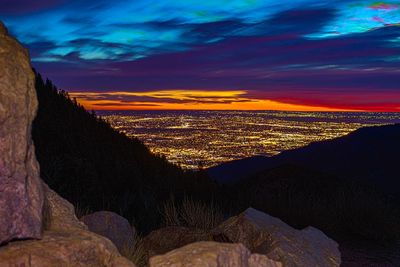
[69,90,363,112]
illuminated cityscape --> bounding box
[99,111,400,169]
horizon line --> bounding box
[69,90,400,113]
[93,109,400,113]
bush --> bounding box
[161,196,224,230]
[120,232,147,267]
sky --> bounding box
[1,0,400,111]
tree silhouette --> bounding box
[32,71,217,233]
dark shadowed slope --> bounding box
[208,155,271,184]
[220,164,400,242]
[209,123,400,194]
[32,72,217,233]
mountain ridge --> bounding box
[209,123,400,195]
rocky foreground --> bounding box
[0,21,340,266]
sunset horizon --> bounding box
[1,1,399,112]
[70,89,399,112]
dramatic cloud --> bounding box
[1,0,399,111]
[69,90,347,111]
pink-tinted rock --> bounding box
[248,254,282,267]
[0,22,6,34]
[0,183,135,267]
[149,241,282,267]
[0,229,135,267]
[214,208,341,267]
[81,211,135,251]
[0,21,44,244]
[142,226,213,259]
[42,183,87,231]
[0,21,135,266]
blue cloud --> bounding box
[1,0,382,63]
[307,1,400,38]
[1,0,399,111]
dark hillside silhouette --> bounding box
[220,164,400,242]
[208,155,271,184]
[32,72,216,233]
[31,73,399,242]
[209,123,400,196]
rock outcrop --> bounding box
[0,181,135,267]
[147,208,340,266]
[149,241,282,267]
[0,229,135,267]
[0,21,135,266]
[81,211,136,252]
[142,226,213,258]
[213,208,341,267]
[42,183,88,231]
[0,21,44,245]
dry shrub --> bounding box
[161,196,224,230]
[120,232,147,267]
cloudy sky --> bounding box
[1,0,400,111]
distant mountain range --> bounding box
[209,123,400,195]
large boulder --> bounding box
[42,183,87,231]
[0,21,135,266]
[213,208,341,267]
[0,183,135,267]
[0,230,134,267]
[142,226,236,261]
[0,21,44,244]
[81,211,135,251]
[149,241,282,267]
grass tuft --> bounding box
[74,203,91,219]
[161,196,224,230]
[120,232,147,267]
